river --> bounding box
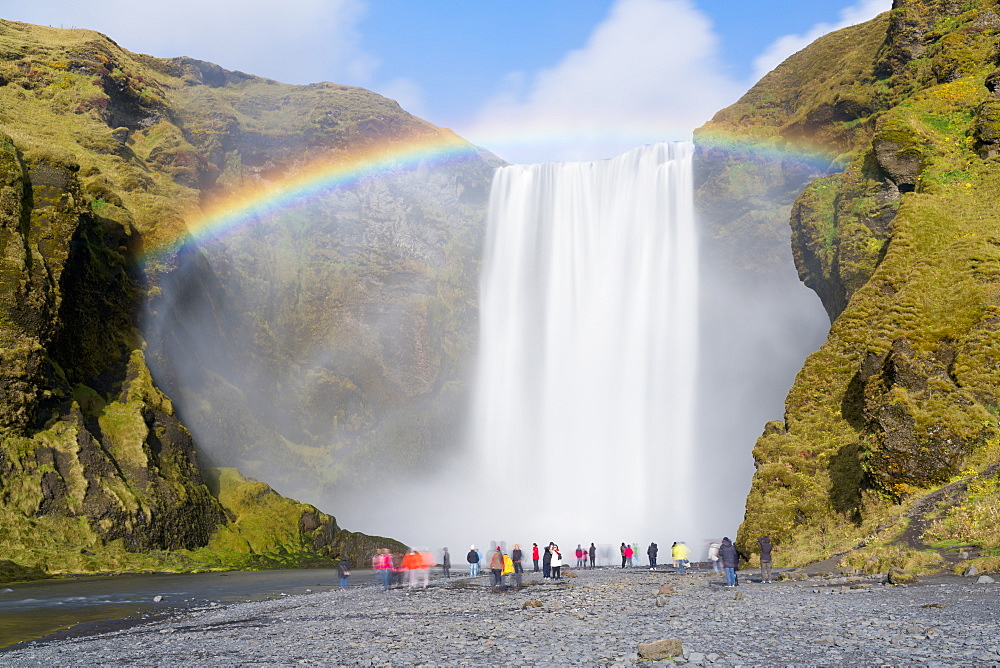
[1,567,370,649]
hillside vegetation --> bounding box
[698,0,1000,573]
[0,19,454,577]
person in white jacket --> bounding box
[551,545,563,580]
[708,541,721,573]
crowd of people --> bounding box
[343,535,775,591]
[369,548,437,590]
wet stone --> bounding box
[3,568,999,665]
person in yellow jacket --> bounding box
[501,552,515,590]
[672,541,691,574]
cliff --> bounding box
[699,0,1000,572]
[0,19,461,576]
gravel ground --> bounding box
[3,567,999,666]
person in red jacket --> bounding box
[532,543,540,572]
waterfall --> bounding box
[472,141,698,545]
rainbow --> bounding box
[692,127,847,171]
[140,126,847,265]
[141,132,491,262]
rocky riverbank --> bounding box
[3,566,999,666]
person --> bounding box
[575,544,585,568]
[633,543,640,568]
[542,544,552,578]
[647,542,658,570]
[338,555,350,590]
[532,543,540,572]
[467,545,480,577]
[416,549,433,588]
[620,542,627,568]
[501,551,514,590]
[373,548,392,591]
[372,549,382,588]
[758,536,774,583]
[489,546,504,589]
[551,544,562,580]
[401,549,420,589]
[391,551,405,588]
[719,537,738,587]
[512,543,524,589]
[675,541,691,574]
[708,541,721,573]
[624,543,634,567]
[442,547,451,578]
[589,542,596,569]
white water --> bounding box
[471,142,699,545]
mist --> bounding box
[144,140,829,556]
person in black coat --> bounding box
[647,542,658,569]
[512,544,524,589]
[467,546,480,577]
[588,542,596,568]
[442,547,451,578]
[758,536,773,583]
[542,545,552,578]
[337,556,350,590]
[719,537,739,587]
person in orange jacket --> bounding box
[401,549,422,589]
[416,550,434,589]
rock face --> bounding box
[700,0,1000,566]
[0,20,472,574]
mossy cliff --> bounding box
[698,0,1000,569]
[131,33,500,507]
[0,20,448,577]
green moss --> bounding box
[0,17,478,575]
[925,471,1000,550]
[699,1,1000,566]
[839,546,945,575]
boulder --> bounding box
[657,583,675,594]
[522,600,543,608]
[887,567,918,585]
[963,565,979,577]
[637,639,683,661]
[976,575,995,584]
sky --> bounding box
[5,0,892,163]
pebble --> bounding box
[2,569,999,666]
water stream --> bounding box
[0,569,363,649]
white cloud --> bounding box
[751,0,893,83]
[10,0,375,86]
[377,77,427,118]
[459,0,743,164]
